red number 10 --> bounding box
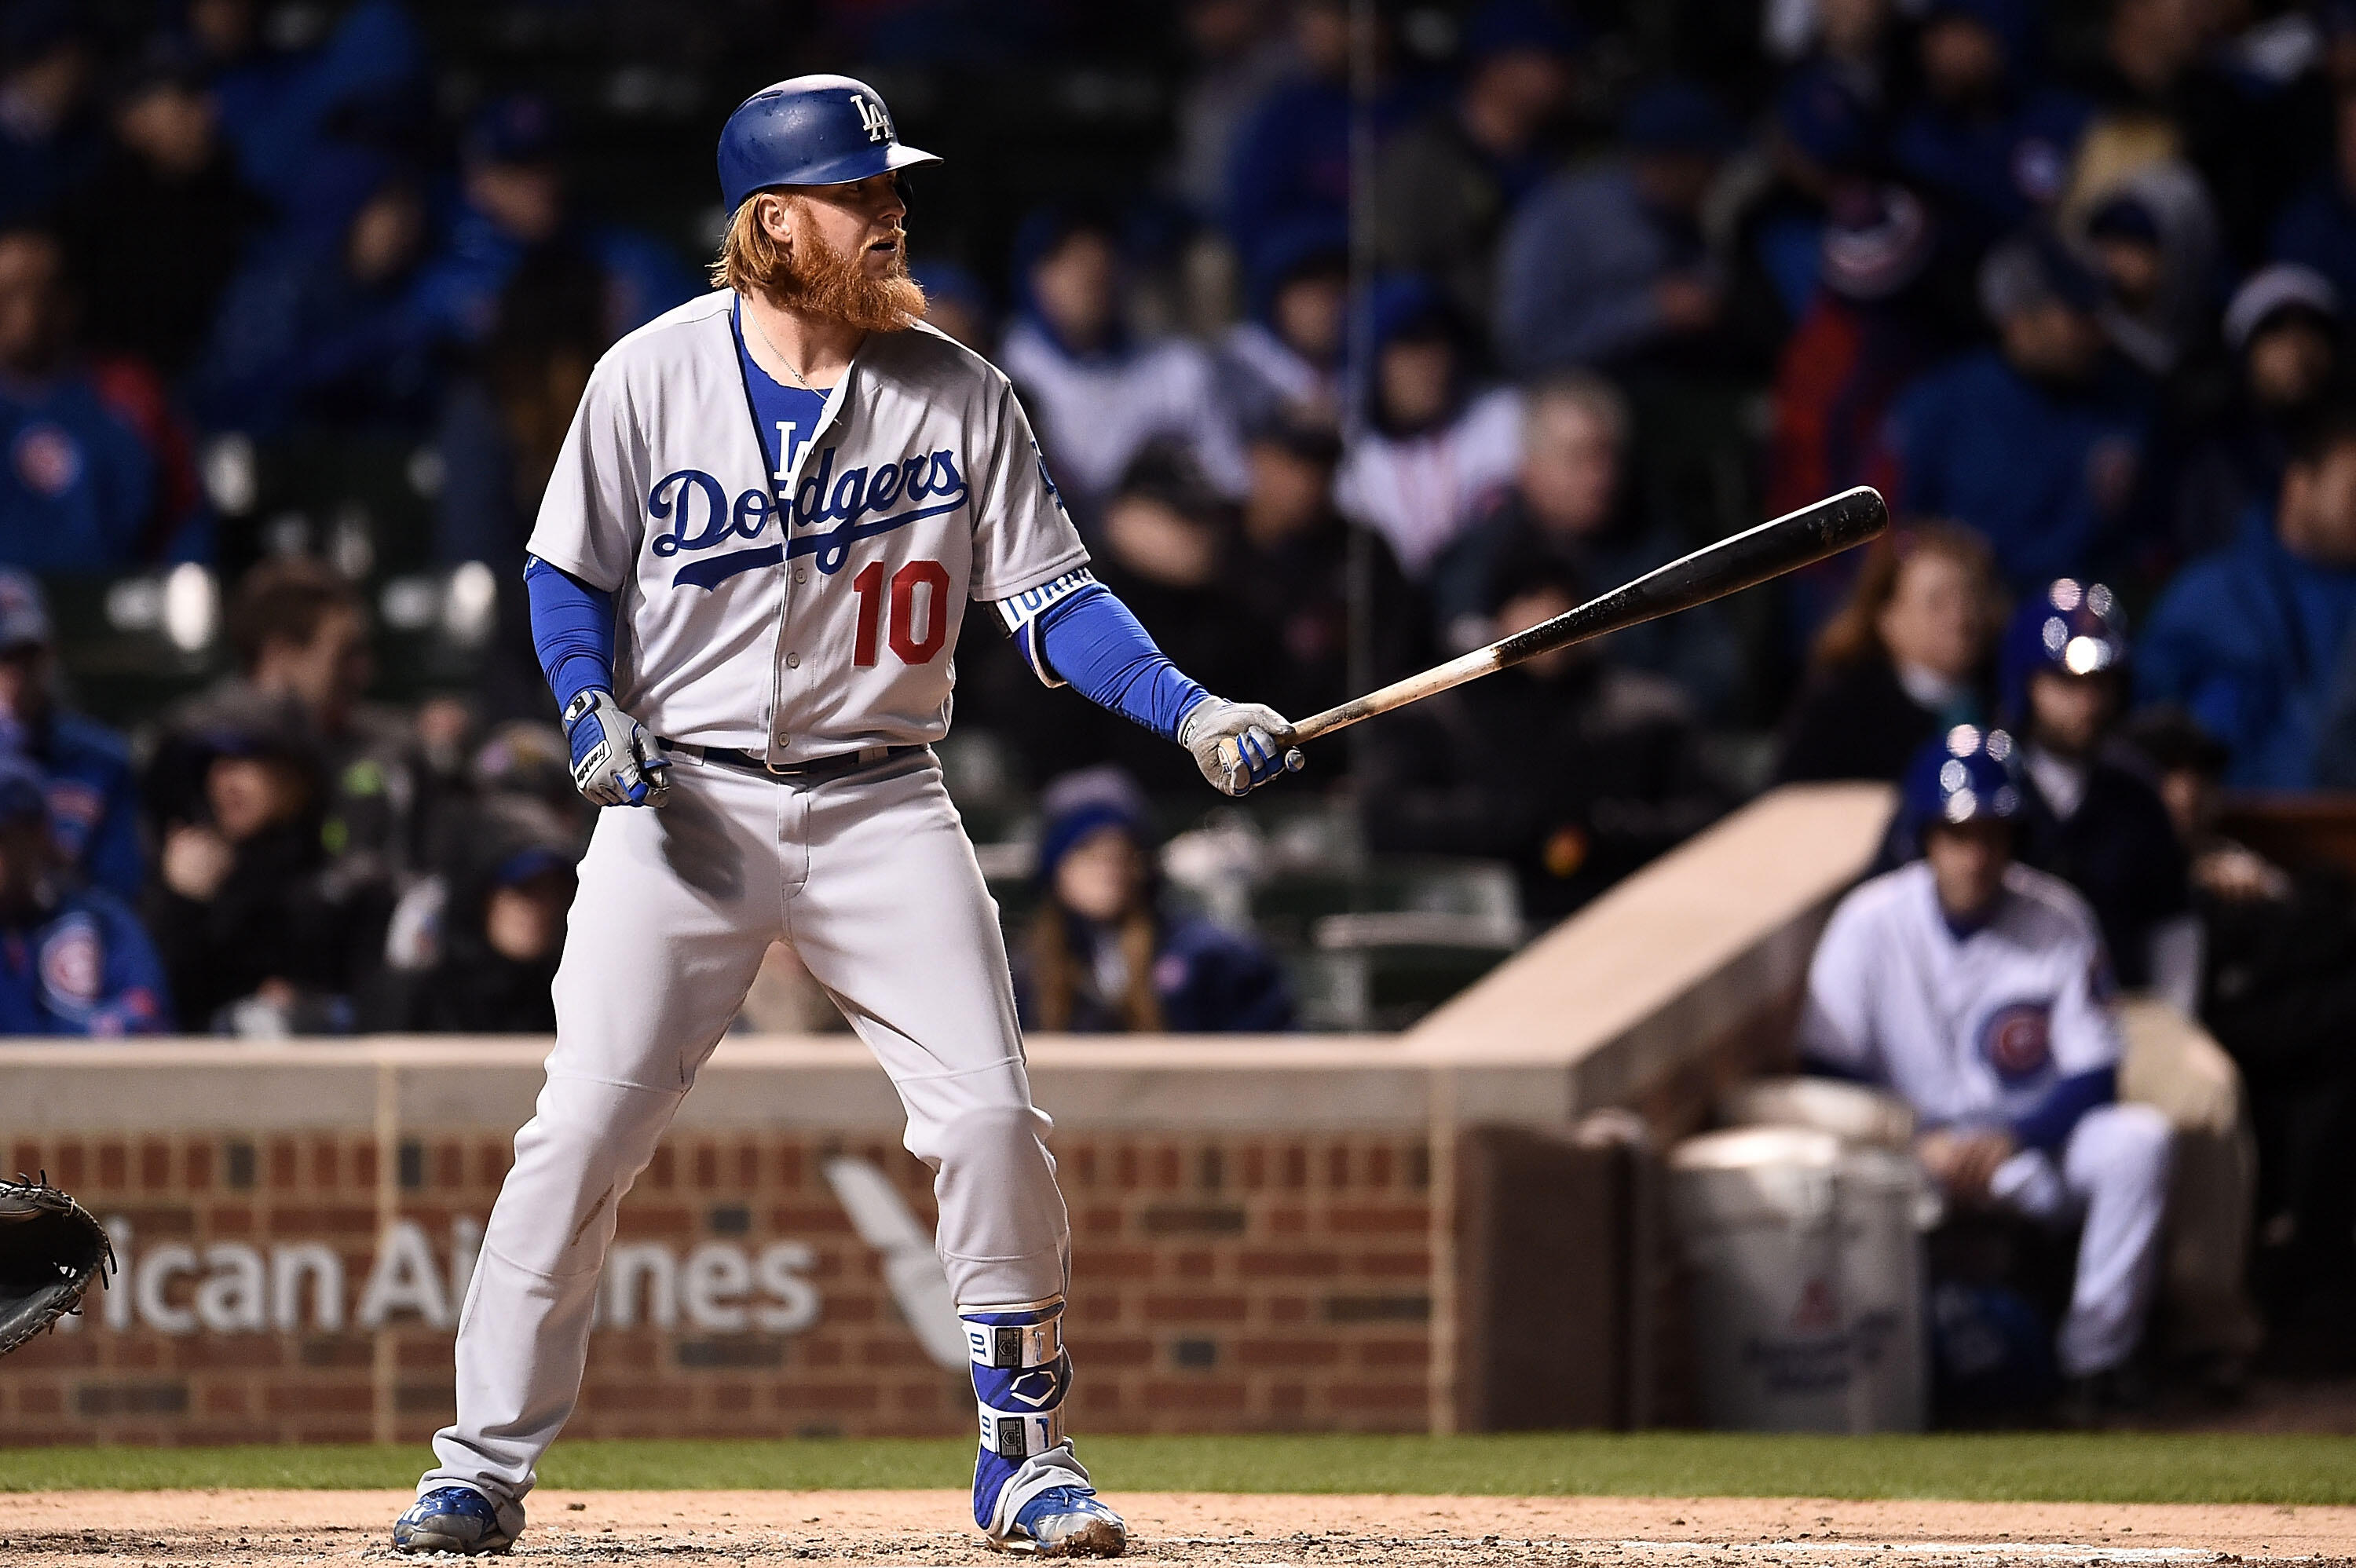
[851,559,950,667]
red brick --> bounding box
[97,1140,127,1188]
[1142,1294,1246,1324]
[1266,1295,1311,1325]
[1355,1338,1429,1369]
[267,1382,371,1415]
[1355,1251,1431,1278]
[1238,1250,1338,1278]
[183,1142,213,1192]
[1366,1146,1394,1188]
[268,1139,298,1190]
[1141,1380,1247,1410]
[1234,1339,1338,1368]
[1326,1381,1427,1410]
[1326,1146,1350,1188]
[1327,1204,1425,1234]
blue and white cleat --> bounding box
[392,1486,517,1555]
[992,1484,1128,1557]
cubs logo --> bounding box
[38,912,101,1018]
[12,422,82,499]
[1977,1000,2054,1087]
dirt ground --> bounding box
[0,1490,2350,1566]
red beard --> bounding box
[777,219,927,334]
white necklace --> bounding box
[748,306,827,393]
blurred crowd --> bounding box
[0,0,2354,1404]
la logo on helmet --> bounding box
[851,94,890,142]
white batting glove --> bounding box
[1180,697,1305,797]
[563,689,671,808]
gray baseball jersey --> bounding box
[527,291,1088,762]
[427,293,1093,1531]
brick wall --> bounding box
[0,1128,1431,1446]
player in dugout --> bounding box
[1797,724,2173,1420]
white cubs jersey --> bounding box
[528,291,1088,763]
[1797,861,2123,1130]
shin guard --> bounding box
[963,1297,1070,1532]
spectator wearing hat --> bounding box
[0,225,209,569]
[193,148,437,437]
[145,713,391,1033]
[1235,415,1426,722]
[2270,86,2356,338]
[1371,0,1579,333]
[1432,370,1740,718]
[997,207,1248,518]
[152,557,422,878]
[1217,215,1349,437]
[2078,0,2326,270]
[2163,264,2343,561]
[0,1,101,228]
[371,795,577,1033]
[2073,161,2219,380]
[1013,767,1293,1033]
[1890,0,2093,254]
[1363,555,1726,924]
[55,41,272,382]
[1774,521,2000,784]
[1766,182,1975,524]
[2140,404,2356,788]
[403,93,693,356]
[1332,277,1521,578]
[0,570,139,903]
[1167,0,1299,225]
[1996,580,2195,1006]
[1877,228,2156,594]
[1494,79,1741,375]
[1802,725,2172,1417]
[0,751,166,1036]
[1740,61,1890,327]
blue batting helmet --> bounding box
[1901,724,2022,838]
[1998,577,2127,720]
[716,75,942,213]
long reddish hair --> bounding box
[1810,521,1999,671]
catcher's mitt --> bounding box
[0,1174,114,1358]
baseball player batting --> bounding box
[391,75,1303,1559]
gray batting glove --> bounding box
[1180,697,1305,797]
[563,689,671,808]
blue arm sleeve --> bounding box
[1027,582,1212,744]
[524,555,616,713]
[2010,1066,2116,1153]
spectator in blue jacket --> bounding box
[1890,0,2092,255]
[1879,229,2154,594]
[195,148,437,437]
[2141,404,2356,788]
[0,751,167,1036]
[181,0,426,207]
[1493,79,1740,375]
[401,94,693,356]
[0,227,183,570]
[0,571,140,903]
[1013,768,1294,1033]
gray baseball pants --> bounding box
[419,748,1080,1533]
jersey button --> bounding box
[794,569,807,584]
[785,652,801,668]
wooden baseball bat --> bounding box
[1291,484,1890,746]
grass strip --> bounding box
[5,1432,2354,1504]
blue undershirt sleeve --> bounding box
[2009,1066,2116,1153]
[524,555,616,712]
[996,572,1211,744]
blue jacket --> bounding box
[1891,88,2092,245]
[1494,163,1703,375]
[1883,348,2153,594]
[207,0,426,206]
[31,714,143,905]
[0,888,170,1036]
[0,373,158,572]
[2138,506,2356,788]
[404,207,696,351]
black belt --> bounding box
[660,740,925,783]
